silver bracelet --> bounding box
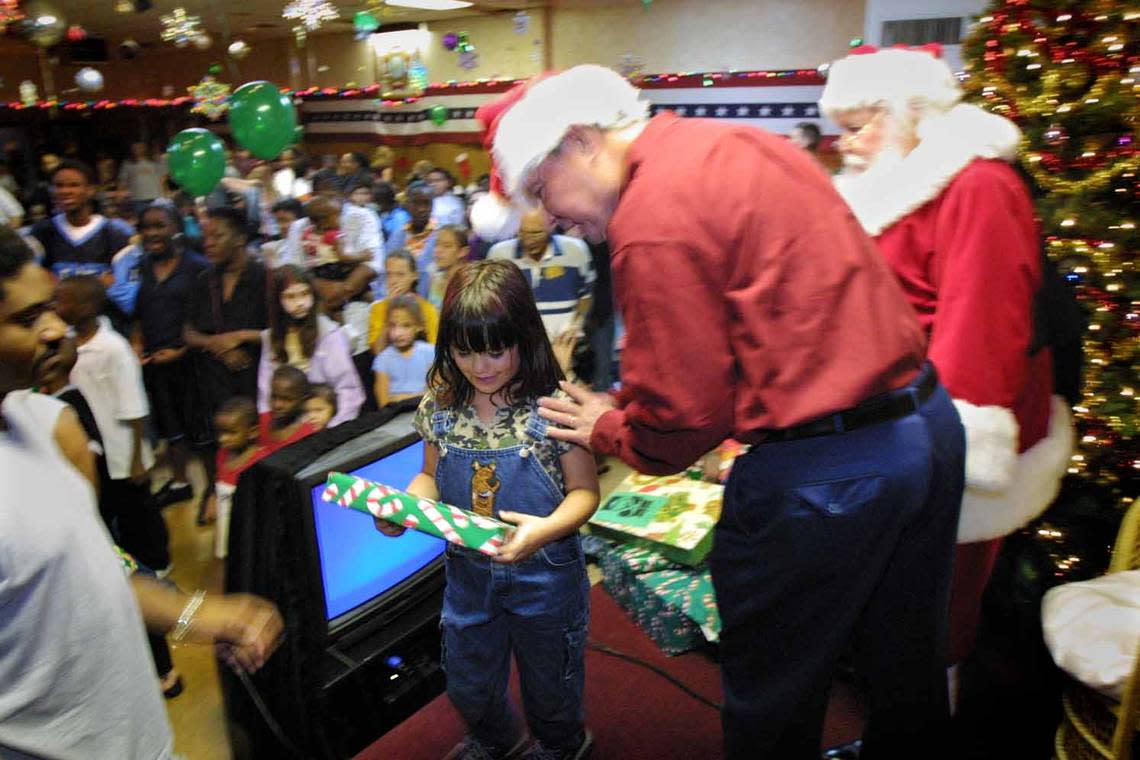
[170,589,206,642]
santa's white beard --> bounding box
[834,143,908,199]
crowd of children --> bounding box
[2,136,615,747]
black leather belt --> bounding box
[762,364,939,444]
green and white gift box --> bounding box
[589,471,723,567]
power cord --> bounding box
[233,637,721,758]
[587,639,722,711]
[234,668,309,759]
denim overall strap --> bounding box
[523,403,548,444]
[431,409,454,439]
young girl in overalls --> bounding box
[376,259,599,760]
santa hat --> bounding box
[818,44,962,120]
[467,74,552,242]
[493,64,649,200]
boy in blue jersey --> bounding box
[28,159,139,330]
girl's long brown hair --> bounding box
[428,259,562,408]
[270,265,319,366]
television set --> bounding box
[223,405,447,759]
[309,437,441,623]
[299,432,446,642]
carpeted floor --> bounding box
[356,585,865,759]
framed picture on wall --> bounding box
[379,49,424,99]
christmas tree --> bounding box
[961,1,1137,515]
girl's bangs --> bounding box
[450,301,517,355]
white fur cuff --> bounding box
[956,397,1072,543]
[953,399,1019,492]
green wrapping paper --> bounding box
[589,471,723,566]
[322,472,513,556]
[586,535,721,655]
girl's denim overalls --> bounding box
[432,403,590,754]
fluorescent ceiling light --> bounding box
[386,0,473,10]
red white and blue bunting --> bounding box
[1,69,836,145]
[301,70,834,145]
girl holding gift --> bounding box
[376,259,599,760]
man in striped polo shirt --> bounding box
[487,206,594,344]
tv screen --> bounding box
[309,437,444,623]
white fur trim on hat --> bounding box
[819,47,962,119]
[957,396,1074,543]
[493,64,649,200]
[469,192,520,243]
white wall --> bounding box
[552,0,864,73]
[862,0,989,72]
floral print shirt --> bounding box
[413,389,572,491]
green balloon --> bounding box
[228,80,298,160]
[354,11,380,33]
[166,128,225,197]
[429,104,448,126]
[293,124,304,145]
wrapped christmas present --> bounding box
[589,471,723,566]
[584,535,720,655]
[686,439,750,484]
[322,472,513,557]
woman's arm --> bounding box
[374,371,391,408]
[341,263,377,297]
[229,329,265,347]
[128,576,283,673]
[183,323,217,352]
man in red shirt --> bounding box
[492,65,967,758]
[820,45,1073,682]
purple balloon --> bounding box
[443,32,459,51]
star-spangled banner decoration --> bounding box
[651,102,819,119]
[196,73,832,145]
[306,106,480,124]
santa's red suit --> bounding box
[834,101,1074,660]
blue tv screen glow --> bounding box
[310,439,444,621]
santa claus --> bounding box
[820,44,1074,665]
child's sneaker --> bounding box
[443,733,530,760]
[517,730,593,760]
